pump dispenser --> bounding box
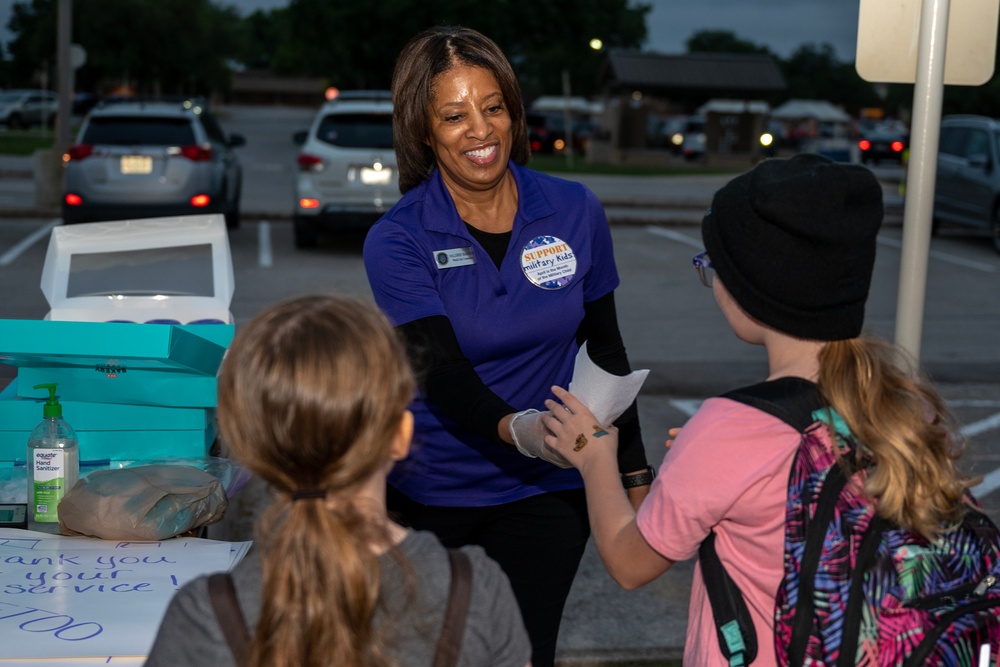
[27,383,79,529]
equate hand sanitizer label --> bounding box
[31,449,66,522]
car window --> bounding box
[316,113,393,148]
[197,111,227,144]
[82,117,197,146]
[963,129,990,160]
[939,126,969,157]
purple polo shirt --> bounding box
[364,162,619,507]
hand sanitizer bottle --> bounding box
[27,383,79,531]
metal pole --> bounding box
[894,0,950,361]
[562,69,574,168]
[56,0,73,154]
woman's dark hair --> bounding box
[391,25,531,193]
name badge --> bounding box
[433,247,476,269]
[520,236,576,289]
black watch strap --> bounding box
[621,465,656,489]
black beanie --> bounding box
[701,154,883,341]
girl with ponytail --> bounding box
[147,295,530,667]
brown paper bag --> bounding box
[58,465,228,540]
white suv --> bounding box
[293,91,399,248]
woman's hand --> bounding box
[542,386,618,474]
[664,427,683,449]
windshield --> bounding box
[316,113,393,149]
[82,116,197,146]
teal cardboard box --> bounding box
[0,380,215,464]
[0,319,234,408]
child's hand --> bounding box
[665,427,683,449]
[542,386,618,472]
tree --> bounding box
[7,0,244,96]
[266,0,648,99]
[686,30,772,57]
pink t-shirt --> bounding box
[636,397,802,667]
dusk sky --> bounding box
[0,0,861,65]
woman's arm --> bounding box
[398,315,518,446]
[579,292,652,505]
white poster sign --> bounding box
[0,529,250,660]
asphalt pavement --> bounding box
[0,151,994,666]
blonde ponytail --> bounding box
[817,335,973,540]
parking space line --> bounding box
[646,226,703,250]
[258,221,272,268]
[0,219,59,267]
[877,235,996,272]
[962,412,1000,439]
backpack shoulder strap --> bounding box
[699,377,827,667]
[722,376,826,433]
[433,549,473,667]
[207,571,250,665]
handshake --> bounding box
[509,343,648,468]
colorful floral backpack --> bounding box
[700,377,1000,667]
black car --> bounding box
[858,124,908,165]
[526,112,594,155]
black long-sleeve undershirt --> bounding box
[397,291,648,474]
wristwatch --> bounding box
[621,465,656,489]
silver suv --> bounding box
[292,91,399,248]
[62,100,246,228]
[0,89,58,128]
[934,115,1000,253]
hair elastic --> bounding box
[291,488,327,501]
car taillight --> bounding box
[858,139,871,151]
[297,153,324,172]
[530,140,542,152]
[190,194,211,207]
[64,193,83,206]
[64,145,93,162]
[179,145,213,161]
[299,198,320,209]
[891,141,904,153]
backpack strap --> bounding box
[207,572,250,665]
[697,377,828,667]
[433,549,473,667]
[699,531,758,666]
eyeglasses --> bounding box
[692,251,714,288]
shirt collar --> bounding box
[420,161,557,236]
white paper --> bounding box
[567,342,649,426]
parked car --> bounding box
[0,89,58,128]
[62,100,246,228]
[934,114,1000,253]
[292,90,398,248]
[526,111,594,156]
[858,123,908,165]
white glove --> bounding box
[509,409,570,468]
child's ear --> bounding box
[389,410,413,461]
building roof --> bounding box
[599,50,787,95]
[770,98,852,123]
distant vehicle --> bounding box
[677,115,706,161]
[526,112,593,156]
[0,89,58,128]
[933,114,1000,253]
[71,92,101,117]
[858,123,908,165]
[292,90,399,249]
[62,100,246,228]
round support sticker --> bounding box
[520,236,576,289]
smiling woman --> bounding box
[362,25,654,667]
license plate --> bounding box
[120,155,153,174]
[360,167,392,185]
